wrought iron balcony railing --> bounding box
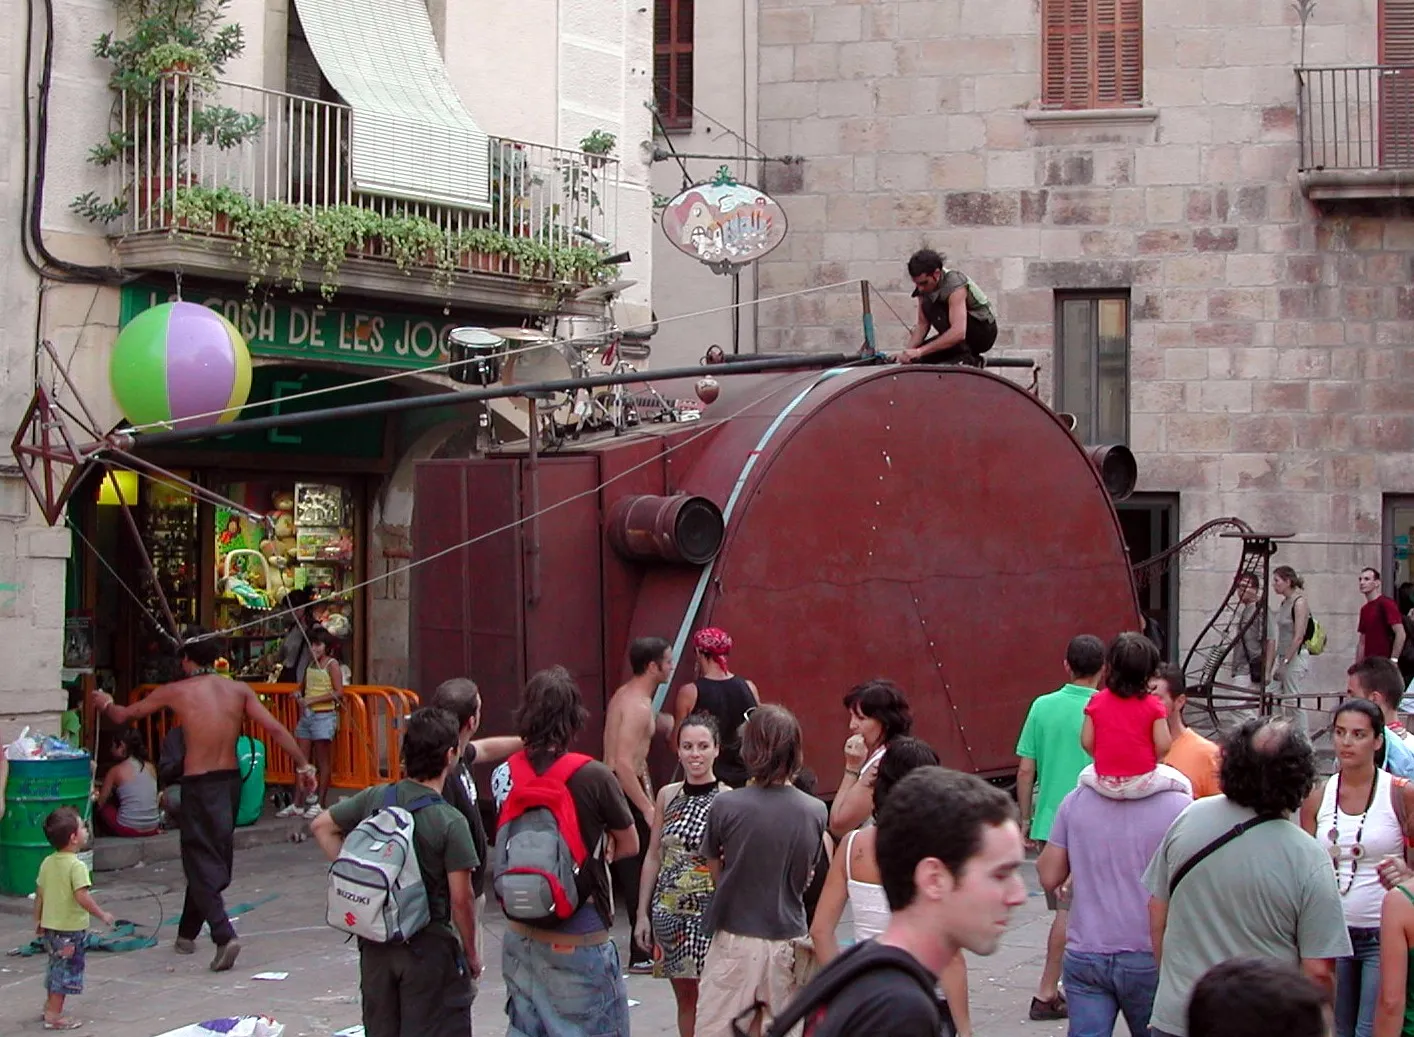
[106,74,618,264]
[1298,65,1414,172]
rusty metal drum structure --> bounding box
[412,361,1140,786]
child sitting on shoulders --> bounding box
[34,806,114,1031]
[1079,632,1192,800]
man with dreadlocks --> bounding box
[94,626,315,973]
[672,627,761,790]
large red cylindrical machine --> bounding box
[412,363,1140,786]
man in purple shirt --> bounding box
[1037,781,1191,1037]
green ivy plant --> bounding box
[71,0,264,224]
[169,185,608,301]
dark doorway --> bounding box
[1117,494,1179,659]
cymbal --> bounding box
[490,327,553,342]
[574,279,638,302]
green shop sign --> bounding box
[120,285,461,371]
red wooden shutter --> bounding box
[1043,0,1141,109]
[654,0,694,130]
[1043,0,1089,108]
[1381,0,1414,166]
[1117,0,1143,105]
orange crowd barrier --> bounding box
[129,684,420,791]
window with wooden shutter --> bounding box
[654,0,694,131]
[1381,0,1414,166]
[1042,0,1143,110]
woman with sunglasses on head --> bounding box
[636,713,729,1037]
[828,679,914,838]
[1302,698,1414,1037]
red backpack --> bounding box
[491,751,593,923]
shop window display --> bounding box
[137,479,200,685]
[214,480,356,680]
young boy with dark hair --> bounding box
[35,806,114,1031]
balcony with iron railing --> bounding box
[1297,65,1414,200]
[90,74,620,311]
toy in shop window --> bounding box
[294,483,347,528]
[296,527,354,562]
[220,549,274,609]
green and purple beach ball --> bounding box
[110,302,253,428]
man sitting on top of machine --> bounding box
[895,248,998,367]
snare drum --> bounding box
[447,327,506,386]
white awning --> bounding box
[292,0,490,209]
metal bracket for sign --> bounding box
[649,146,804,166]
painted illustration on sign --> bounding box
[661,167,787,271]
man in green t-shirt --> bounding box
[1014,633,1104,1022]
[312,708,480,1037]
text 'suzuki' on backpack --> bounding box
[326,786,439,943]
[491,751,593,925]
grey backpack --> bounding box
[491,751,593,924]
[327,786,439,943]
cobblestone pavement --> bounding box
[0,838,1083,1037]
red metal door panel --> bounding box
[411,461,473,692]
[523,456,607,756]
[411,459,523,741]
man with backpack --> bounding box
[493,666,639,1037]
[765,767,1026,1037]
[895,248,998,367]
[311,708,480,1037]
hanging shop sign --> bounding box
[660,166,788,274]
[120,285,465,371]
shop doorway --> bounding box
[1116,494,1180,659]
[1384,495,1414,607]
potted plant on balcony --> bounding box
[71,0,264,225]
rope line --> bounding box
[188,359,874,644]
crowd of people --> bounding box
[44,567,1414,1037]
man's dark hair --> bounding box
[513,666,588,753]
[1106,632,1160,699]
[1236,572,1259,591]
[179,626,224,668]
[741,704,803,786]
[1153,662,1186,701]
[1065,634,1106,679]
[629,636,672,676]
[401,707,460,781]
[1219,717,1316,814]
[906,248,944,278]
[873,737,941,820]
[679,710,720,744]
[1333,698,1385,750]
[1350,657,1405,710]
[429,677,481,731]
[876,767,1017,912]
[44,806,83,850]
[1363,566,1382,581]
[842,679,914,743]
[1187,958,1328,1037]
[285,589,311,611]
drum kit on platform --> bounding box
[445,279,688,447]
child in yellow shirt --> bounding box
[34,807,114,1031]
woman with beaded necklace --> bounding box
[1301,698,1414,1037]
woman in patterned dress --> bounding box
[636,712,726,1037]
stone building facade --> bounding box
[656,0,1414,693]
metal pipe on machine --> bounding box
[607,494,725,565]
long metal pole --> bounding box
[113,353,859,450]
